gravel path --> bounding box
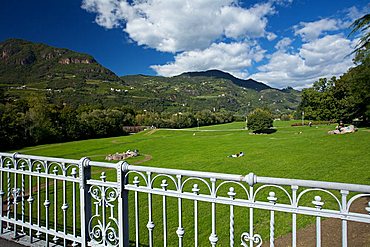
[268,197,370,247]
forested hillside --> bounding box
[0,38,302,150]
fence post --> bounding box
[118,161,130,247]
[79,157,91,247]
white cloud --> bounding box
[294,18,340,41]
[82,0,276,52]
[345,5,370,24]
[82,0,361,90]
[81,0,123,28]
[250,35,356,89]
[267,32,277,41]
[275,37,292,51]
[151,42,265,78]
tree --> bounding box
[247,108,273,132]
[25,95,60,144]
[349,14,370,62]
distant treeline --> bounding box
[0,95,234,151]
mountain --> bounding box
[178,70,271,91]
[0,38,119,86]
[0,39,300,115]
[120,72,301,114]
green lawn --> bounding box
[12,121,370,246]
[17,121,370,184]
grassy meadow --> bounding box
[17,120,370,184]
[12,121,370,246]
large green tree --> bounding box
[298,14,370,124]
[247,108,273,132]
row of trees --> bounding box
[298,14,369,124]
[0,95,235,150]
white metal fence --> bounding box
[0,152,369,246]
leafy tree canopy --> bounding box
[247,108,274,132]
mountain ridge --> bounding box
[178,69,272,91]
[0,38,301,115]
[0,38,119,85]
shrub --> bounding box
[280,114,291,121]
[247,108,273,132]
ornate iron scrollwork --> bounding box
[241,232,263,247]
[88,173,119,246]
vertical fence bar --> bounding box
[53,166,58,244]
[133,176,140,247]
[27,159,34,243]
[13,158,18,238]
[6,161,11,230]
[100,172,107,246]
[71,168,78,247]
[79,157,91,247]
[340,190,349,247]
[118,161,129,247]
[192,184,200,247]
[316,216,321,247]
[62,167,69,247]
[291,185,298,247]
[36,164,41,239]
[161,179,168,247]
[228,187,236,247]
[209,178,218,247]
[0,157,4,234]
[176,175,184,247]
[249,186,254,247]
[146,172,155,247]
[312,196,324,247]
[44,174,50,246]
[21,162,25,234]
[268,192,277,247]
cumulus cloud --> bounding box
[250,35,356,89]
[275,37,292,51]
[294,6,369,42]
[151,42,265,78]
[294,18,340,41]
[82,0,276,52]
[344,5,370,25]
[82,0,362,89]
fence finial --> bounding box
[79,157,90,167]
[12,152,19,160]
[119,161,130,172]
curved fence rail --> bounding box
[0,152,369,247]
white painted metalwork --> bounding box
[0,152,369,247]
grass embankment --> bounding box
[13,121,370,246]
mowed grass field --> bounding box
[17,121,370,185]
[12,121,370,246]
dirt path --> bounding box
[131,154,152,165]
[268,197,370,247]
[144,129,159,135]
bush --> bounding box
[247,108,273,132]
[280,114,291,121]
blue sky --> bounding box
[0,0,369,88]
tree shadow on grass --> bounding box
[252,129,277,134]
